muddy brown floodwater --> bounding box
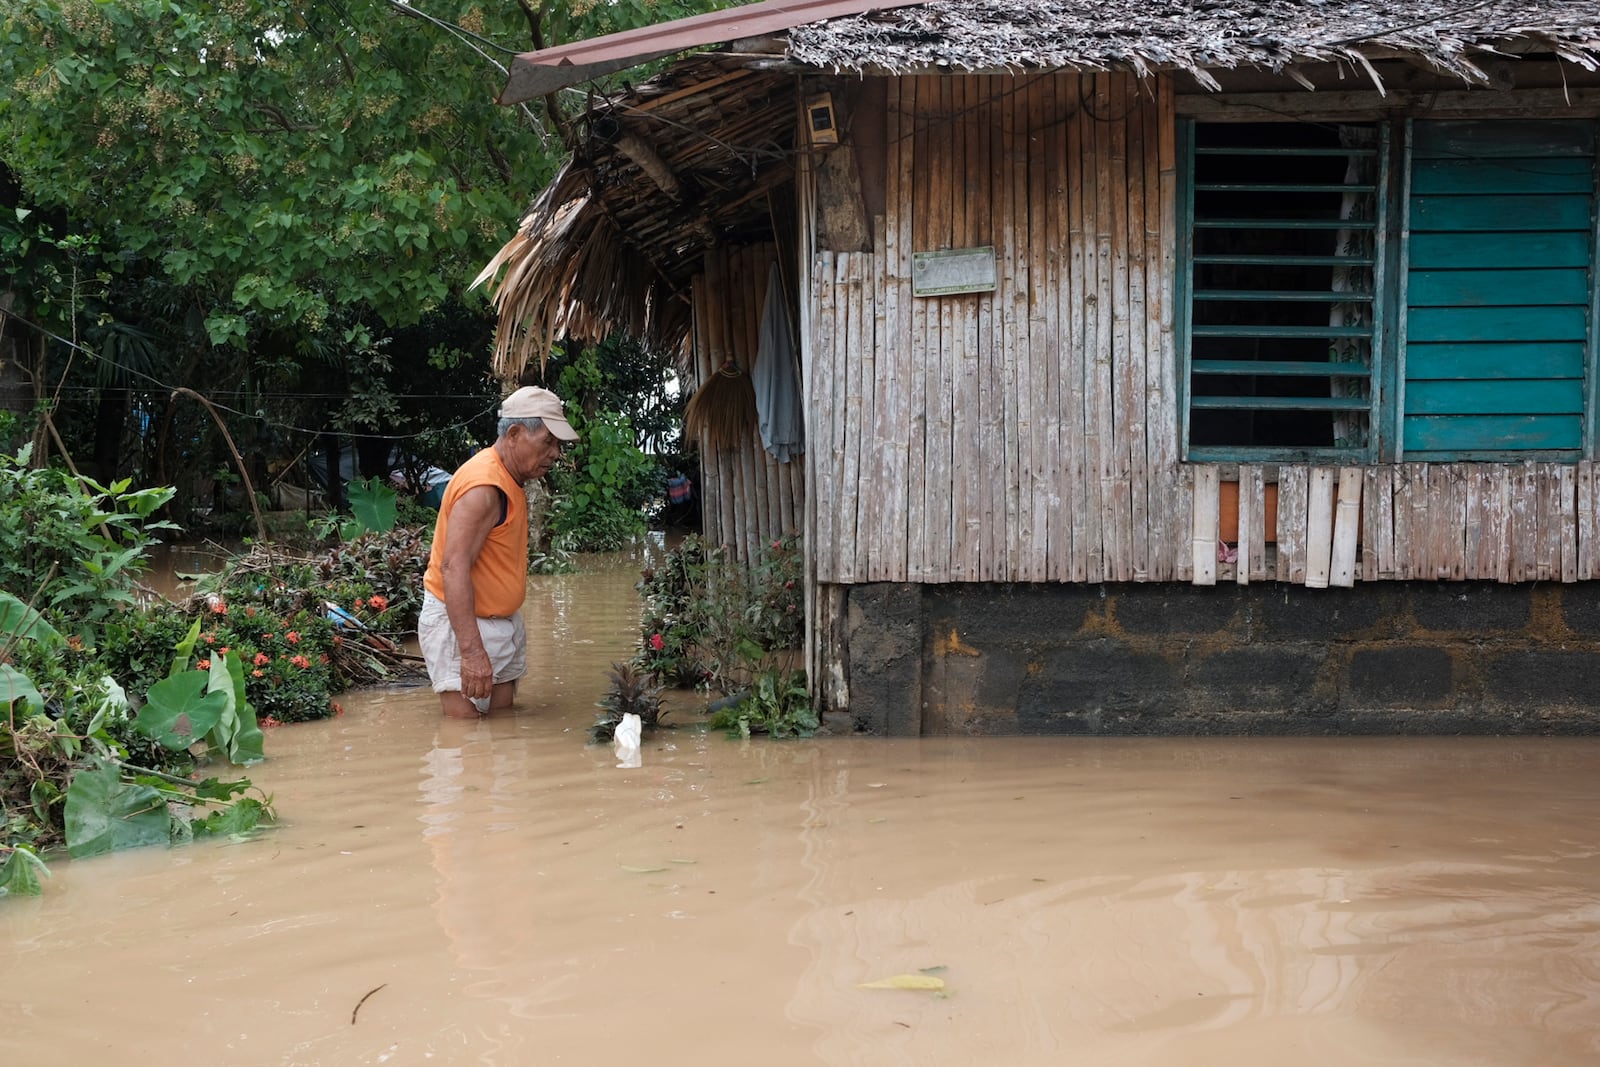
[6,549,1600,1065]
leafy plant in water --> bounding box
[636,534,804,691]
[592,661,666,742]
[0,443,176,642]
[2,595,273,897]
[707,669,817,740]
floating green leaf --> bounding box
[620,863,669,873]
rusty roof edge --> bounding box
[497,0,929,104]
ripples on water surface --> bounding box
[5,551,1600,1065]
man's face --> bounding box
[508,423,567,482]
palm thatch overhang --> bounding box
[475,56,798,379]
[479,0,1600,380]
[788,0,1600,89]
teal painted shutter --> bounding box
[1403,120,1595,459]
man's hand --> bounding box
[458,644,494,700]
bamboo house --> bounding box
[479,0,1600,734]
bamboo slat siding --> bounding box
[1181,461,1600,586]
[690,243,806,559]
[803,71,1600,588]
[808,72,1183,584]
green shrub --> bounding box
[636,534,803,690]
[545,410,656,552]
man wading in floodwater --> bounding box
[418,387,579,717]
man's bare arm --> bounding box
[438,484,502,700]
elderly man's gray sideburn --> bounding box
[497,416,545,438]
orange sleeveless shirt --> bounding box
[423,447,529,617]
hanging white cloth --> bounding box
[752,261,805,462]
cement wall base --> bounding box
[843,582,1600,735]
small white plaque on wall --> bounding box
[911,246,996,297]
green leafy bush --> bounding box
[0,443,175,640]
[546,410,657,552]
[708,669,818,740]
[636,534,803,690]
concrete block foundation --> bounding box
[842,582,1600,735]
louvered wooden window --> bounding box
[1181,122,1385,462]
[1181,118,1599,463]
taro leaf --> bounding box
[0,848,50,897]
[136,670,227,750]
[210,652,264,765]
[0,664,43,711]
[193,797,267,837]
[169,616,203,678]
[857,975,947,991]
[63,759,170,858]
[348,476,398,536]
[0,591,63,646]
[191,777,251,802]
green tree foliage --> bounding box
[0,0,725,508]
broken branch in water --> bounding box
[351,983,387,1024]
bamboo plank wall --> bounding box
[691,243,806,561]
[1188,461,1597,587]
[808,71,1182,584]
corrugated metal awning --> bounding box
[497,0,927,104]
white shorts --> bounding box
[417,591,527,712]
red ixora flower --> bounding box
[254,652,271,666]
[197,659,211,670]
[210,600,228,615]
[290,654,311,669]
[354,598,366,610]
[286,631,301,644]
[251,669,264,678]
[650,632,664,651]
[367,594,389,612]
[261,716,282,729]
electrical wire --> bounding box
[2,307,500,443]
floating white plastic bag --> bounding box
[614,712,642,768]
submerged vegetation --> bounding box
[633,534,816,740]
[0,447,429,896]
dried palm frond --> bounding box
[683,360,757,451]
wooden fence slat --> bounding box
[928,77,954,582]
[1513,462,1536,582]
[1192,464,1218,585]
[810,255,833,580]
[1093,73,1119,583]
[819,254,844,579]
[1247,465,1269,582]
[1125,76,1151,581]
[981,74,1004,582]
[1305,467,1335,589]
[1026,74,1051,583]
[1234,467,1253,585]
[1107,73,1134,582]
[1278,466,1308,584]
[839,253,865,581]
[906,79,929,581]
[1362,467,1379,581]
[960,75,985,581]
[884,91,911,581]
[1066,74,1090,583]
[1580,461,1596,580]
[1330,467,1362,587]
[1175,463,1194,581]
[1152,75,1180,580]
[1045,73,1071,581]
[1391,465,1412,580]
[1538,463,1560,582]
[1561,463,1578,582]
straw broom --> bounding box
[684,358,757,450]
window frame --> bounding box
[1178,115,1600,465]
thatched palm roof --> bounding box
[790,0,1600,89]
[479,0,1600,380]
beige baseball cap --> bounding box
[499,386,579,441]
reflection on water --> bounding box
[5,550,1600,1065]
